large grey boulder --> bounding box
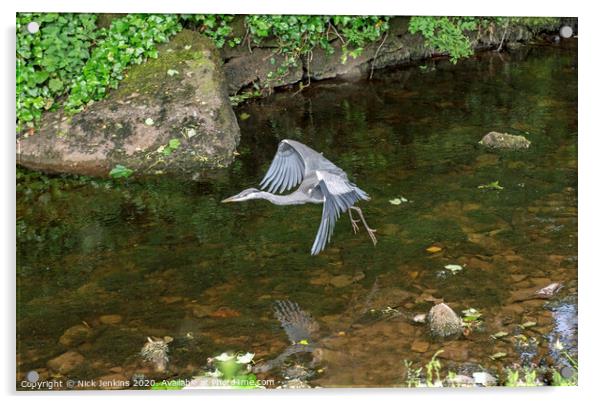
[17,29,240,177]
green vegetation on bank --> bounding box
[246,15,389,74]
[17,13,181,131]
[16,14,561,130]
[17,13,99,130]
[409,16,561,62]
[409,17,480,63]
[180,14,239,48]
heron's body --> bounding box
[222,139,376,255]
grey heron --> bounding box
[222,139,377,255]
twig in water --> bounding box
[292,82,306,97]
[306,50,312,86]
[292,52,314,97]
[370,31,389,80]
[497,20,510,52]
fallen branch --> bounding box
[370,31,389,80]
[328,21,346,45]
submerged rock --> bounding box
[428,303,463,338]
[410,340,430,353]
[58,324,93,347]
[47,351,85,374]
[536,282,563,297]
[99,314,123,325]
[17,29,240,178]
[479,131,531,150]
[329,272,365,288]
[438,341,469,361]
[188,303,215,318]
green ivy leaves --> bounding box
[162,138,181,156]
[109,164,134,179]
[65,14,181,113]
[180,14,239,48]
[16,13,181,130]
[409,17,477,63]
[16,13,99,130]
[245,15,390,59]
[244,15,390,83]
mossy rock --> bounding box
[17,29,240,178]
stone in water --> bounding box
[536,282,563,297]
[428,303,463,337]
[479,131,531,150]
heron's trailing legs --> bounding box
[348,206,377,246]
[348,210,360,234]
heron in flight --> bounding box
[222,139,377,255]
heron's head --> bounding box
[221,188,261,203]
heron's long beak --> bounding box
[222,188,257,203]
[221,195,239,203]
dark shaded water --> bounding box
[17,40,577,388]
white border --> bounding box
[2,1,597,403]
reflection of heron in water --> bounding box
[222,139,377,255]
[252,300,319,374]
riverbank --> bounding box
[16,15,577,178]
[222,16,576,96]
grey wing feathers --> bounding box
[310,171,370,255]
[259,141,305,194]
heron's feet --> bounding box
[365,225,378,246]
[349,206,378,246]
[348,210,361,234]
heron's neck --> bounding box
[257,191,304,206]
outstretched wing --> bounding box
[260,141,306,194]
[310,171,370,255]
